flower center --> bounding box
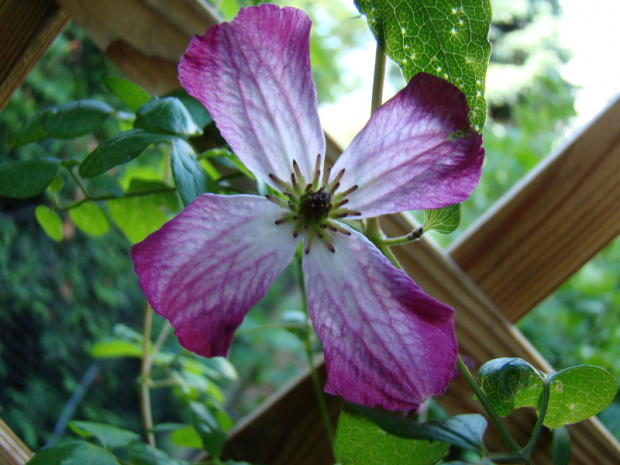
[266,154,360,253]
[298,188,332,224]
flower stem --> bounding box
[57,186,176,211]
[456,356,526,459]
[371,36,387,115]
[523,376,551,457]
[140,303,157,451]
[297,256,335,446]
[379,227,425,246]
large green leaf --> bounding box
[0,158,59,198]
[355,0,491,130]
[10,100,114,145]
[334,404,449,465]
[79,129,176,178]
[348,404,487,453]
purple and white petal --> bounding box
[302,228,457,410]
[332,73,484,218]
[132,194,299,358]
[179,4,325,186]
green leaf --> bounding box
[125,442,188,465]
[170,425,203,449]
[107,195,168,244]
[478,357,545,416]
[134,97,202,136]
[189,401,229,459]
[167,89,212,129]
[543,366,617,429]
[104,77,151,112]
[79,129,176,178]
[552,426,571,465]
[69,421,140,450]
[349,404,486,453]
[171,139,210,206]
[334,404,449,465]
[0,158,59,198]
[26,440,120,465]
[35,206,63,242]
[355,0,491,130]
[83,175,124,198]
[423,204,461,234]
[11,100,114,145]
[69,202,110,236]
[91,339,143,359]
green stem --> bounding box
[363,40,388,241]
[297,255,335,445]
[523,376,551,457]
[371,37,387,115]
[456,357,526,458]
[57,186,176,211]
[379,227,424,246]
[140,304,157,451]
[234,322,307,336]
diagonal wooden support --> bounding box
[449,98,620,322]
[0,0,70,111]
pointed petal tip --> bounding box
[131,194,299,359]
[303,228,457,411]
[178,3,325,186]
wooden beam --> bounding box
[55,0,221,96]
[0,0,70,111]
[0,419,32,465]
[449,98,620,322]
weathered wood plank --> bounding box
[0,0,70,111]
[449,98,620,322]
[0,419,31,465]
[55,0,221,96]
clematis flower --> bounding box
[132,4,484,410]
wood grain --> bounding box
[0,419,31,465]
[449,98,620,322]
[0,0,70,111]
[55,0,221,95]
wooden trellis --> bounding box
[1,1,619,464]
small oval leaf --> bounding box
[69,202,110,236]
[35,205,63,242]
[423,204,461,234]
[11,100,113,145]
[104,77,151,112]
[0,158,59,198]
[134,97,202,136]
[171,139,210,206]
[79,129,175,178]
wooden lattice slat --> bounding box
[449,99,620,322]
[0,419,31,465]
[0,0,70,111]
[54,0,221,96]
